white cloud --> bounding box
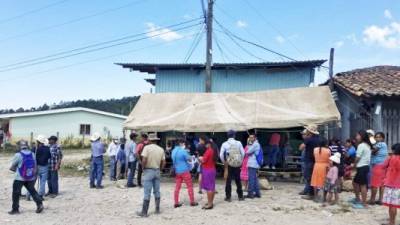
[334,41,344,48]
[363,21,400,49]
[384,9,393,19]
[275,35,285,44]
[236,20,248,28]
[145,23,183,42]
[345,33,359,44]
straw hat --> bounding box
[90,132,101,142]
[366,129,377,144]
[366,129,375,136]
[329,152,341,164]
[36,134,49,145]
[148,133,160,141]
[304,124,320,135]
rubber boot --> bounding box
[155,197,161,214]
[137,200,150,217]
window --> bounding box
[79,124,91,135]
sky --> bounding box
[0,0,399,109]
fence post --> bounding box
[82,134,85,149]
[30,132,33,146]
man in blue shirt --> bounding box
[90,133,105,189]
[245,134,261,199]
[300,125,320,198]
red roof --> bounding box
[334,66,400,97]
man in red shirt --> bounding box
[268,133,281,169]
[135,133,149,187]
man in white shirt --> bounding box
[107,137,119,181]
[125,132,138,187]
[220,130,245,202]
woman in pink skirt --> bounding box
[241,144,250,191]
[382,143,400,225]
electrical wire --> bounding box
[0,17,202,69]
[0,0,150,43]
[183,24,205,63]
[0,32,198,83]
[0,22,203,73]
[0,0,71,25]
[213,32,229,63]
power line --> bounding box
[183,24,205,63]
[0,22,202,73]
[213,32,229,63]
[0,32,198,84]
[0,18,202,70]
[215,22,264,61]
[0,0,71,25]
[0,0,150,43]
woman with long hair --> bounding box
[199,136,217,210]
[310,138,331,202]
[351,130,372,209]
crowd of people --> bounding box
[8,135,63,215]
[299,125,400,225]
[7,125,400,225]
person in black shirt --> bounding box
[300,125,320,198]
[29,135,51,199]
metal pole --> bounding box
[205,0,214,92]
[328,48,335,90]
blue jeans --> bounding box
[27,165,48,199]
[267,145,279,168]
[248,167,261,197]
[127,160,137,186]
[90,156,104,187]
[109,156,116,180]
[48,170,59,194]
[143,169,161,201]
[303,161,314,195]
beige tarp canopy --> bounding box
[124,86,340,132]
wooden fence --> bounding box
[382,108,400,148]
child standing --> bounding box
[324,153,341,205]
[382,143,400,225]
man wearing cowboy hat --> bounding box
[90,132,105,189]
[27,135,51,200]
[137,133,166,217]
[300,124,321,198]
[107,136,120,181]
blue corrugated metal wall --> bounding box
[156,67,314,93]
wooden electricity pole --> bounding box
[328,48,335,90]
[205,0,214,92]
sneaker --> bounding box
[298,191,307,196]
[36,204,44,214]
[127,184,137,188]
[245,195,254,199]
[49,194,57,198]
[174,203,183,208]
[8,209,19,215]
[224,197,232,202]
[238,197,245,201]
[255,195,261,198]
[96,185,104,189]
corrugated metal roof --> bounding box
[115,60,326,74]
[0,107,128,120]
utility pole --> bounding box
[328,48,335,90]
[205,0,214,92]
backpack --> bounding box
[256,146,264,167]
[226,142,243,167]
[18,152,36,181]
